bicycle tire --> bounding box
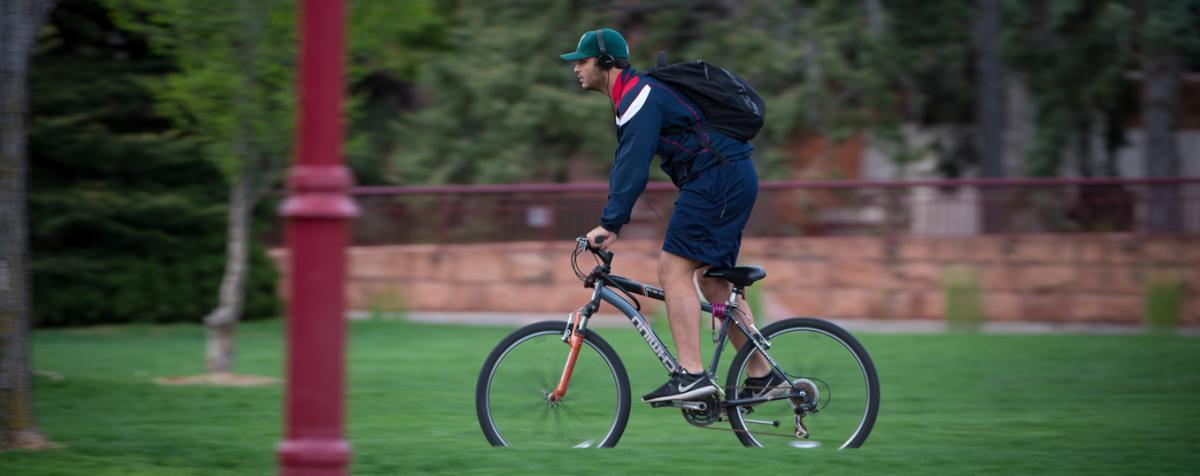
[476,320,631,448]
[725,317,880,448]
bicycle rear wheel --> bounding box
[725,318,879,448]
[475,320,631,448]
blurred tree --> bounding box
[973,0,1009,233]
[359,0,1196,187]
[1138,0,1199,231]
[0,0,58,452]
[107,0,295,373]
[666,0,975,175]
[28,0,280,327]
[394,1,614,185]
[395,0,964,184]
[973,0,1006,180]
[345,0,447,185]
[1006,0,1137,177]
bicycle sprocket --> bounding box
[681,395,722,427]
[788,378,820,413]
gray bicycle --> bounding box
[475,237,879,448]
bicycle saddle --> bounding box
[703,266,766,288]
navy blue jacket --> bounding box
[600,68,754,234]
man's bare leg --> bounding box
[658,251,704,373]
[696,273,771,378]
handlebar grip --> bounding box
[575,236,614,266]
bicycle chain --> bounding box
[680,383,814,440]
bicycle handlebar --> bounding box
[575,236,614,267]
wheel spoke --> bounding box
[477,324,629,448]
[726,319,878,449]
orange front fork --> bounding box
[549,320,584,402]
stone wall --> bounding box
[270,234,1199,325]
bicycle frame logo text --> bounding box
[631,314,678,374]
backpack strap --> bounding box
[657,50,667,68]
[660,124,731,167]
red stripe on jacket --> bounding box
[611,71,640,108]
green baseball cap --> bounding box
[560,28,629,61]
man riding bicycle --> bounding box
[561,28,776,403]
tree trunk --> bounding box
[865,0,884,38]
[1,0,56,451]
[973,0,1007,178]
[1142,50,1181,232]
[972,0,1008,232]
[1004,73,1035,176]
[1075,117,1093,178]
[201,0,278,375]
[203,166,255,374]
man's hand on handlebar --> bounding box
[585,225,617,250]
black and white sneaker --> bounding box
[739,372,789,401]
[641,372,718,403]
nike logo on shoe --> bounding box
[676,378,705,393]
[642,374,717,403]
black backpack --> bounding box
[647,53,766,143]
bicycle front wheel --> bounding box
[475,320,631,448]
[725,318,880,449]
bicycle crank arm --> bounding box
[675,401,707,411]
[649,400,707,411]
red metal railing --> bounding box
[333,177,1200,245]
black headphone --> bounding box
[594,29,615,70]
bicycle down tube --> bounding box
[596,285,683,375]
[551,273,688,401]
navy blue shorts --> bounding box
[662,159,758,268]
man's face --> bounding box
[573,57,606,92]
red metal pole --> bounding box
[276,0,356,474]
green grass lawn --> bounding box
[2,318,1198,475]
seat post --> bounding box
[726,286,743,306]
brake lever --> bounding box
[578,235,613,265]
